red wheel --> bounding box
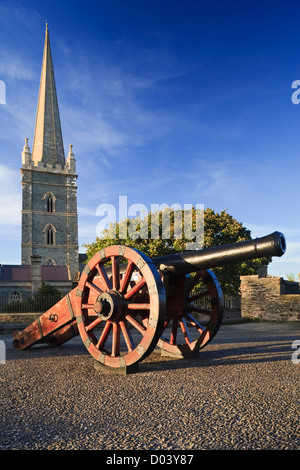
[158,269,223,357]
[75,245,166,369]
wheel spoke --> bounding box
[120,261,134,293]
[180,318,192,344]
[185,313,204,334]
[111,323,120,357]
[120,320,135,352]
[96,321,112,349]
[96,264,112,291]
[82,303,95,310]
[170,318,178,345]
[86,317,102,332]
[111,256,120,290]
[127,303,151,310]
[159,319,170,342]
[188,306,211,315]
[125,314,146,335]
[124,277,146,300]
[86,281,102,296]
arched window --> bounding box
[47,195,53,212]
[47,226,54,245]
[43,224,56,246]
[9,291,22,302]
[43,192,55,213]
[44,257,56,266]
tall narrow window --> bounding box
[47,194,53,212]
[44,192,55,213]
[43,224,56,246]
[47,226,54,245]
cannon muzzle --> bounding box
[154,231,286,275]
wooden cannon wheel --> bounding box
[157,269,224,357]
[75,245,166,369]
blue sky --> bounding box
[0,0,300,279]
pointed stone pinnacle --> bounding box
[31,25,65,166]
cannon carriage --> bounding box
[13,231,286,373]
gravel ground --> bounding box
[0,322,299,451]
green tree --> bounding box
[202,209,269,294]
[36,282,61,296]
[33,282,62,311]
[83,208,269,295]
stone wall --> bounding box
[0,313,40,324]
[240,275,300,322]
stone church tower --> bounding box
[21,24,79,282]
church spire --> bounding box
[31,23,65,165]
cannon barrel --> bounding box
[152,231,286,276]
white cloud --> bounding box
[78,206,98,217]
[0,164,21,227]
[57,40,203,162]
[180,158,245,204]
[0,49,34,81]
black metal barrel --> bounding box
[152,231,286,276]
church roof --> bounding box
[0,265,70,282]
[31,23,65,165]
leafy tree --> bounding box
[83,208,269,295]
[202,209,270,294]
[37,282,61,296]
[34,282,62,310]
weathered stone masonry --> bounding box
[241,275,300,322]
[21,151,78,281]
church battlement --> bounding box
[21,139,77,176]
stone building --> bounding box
[21,23,78,280]
[0,24,79,303]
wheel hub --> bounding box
[94,291,124,322]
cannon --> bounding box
[13,231,286,373]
